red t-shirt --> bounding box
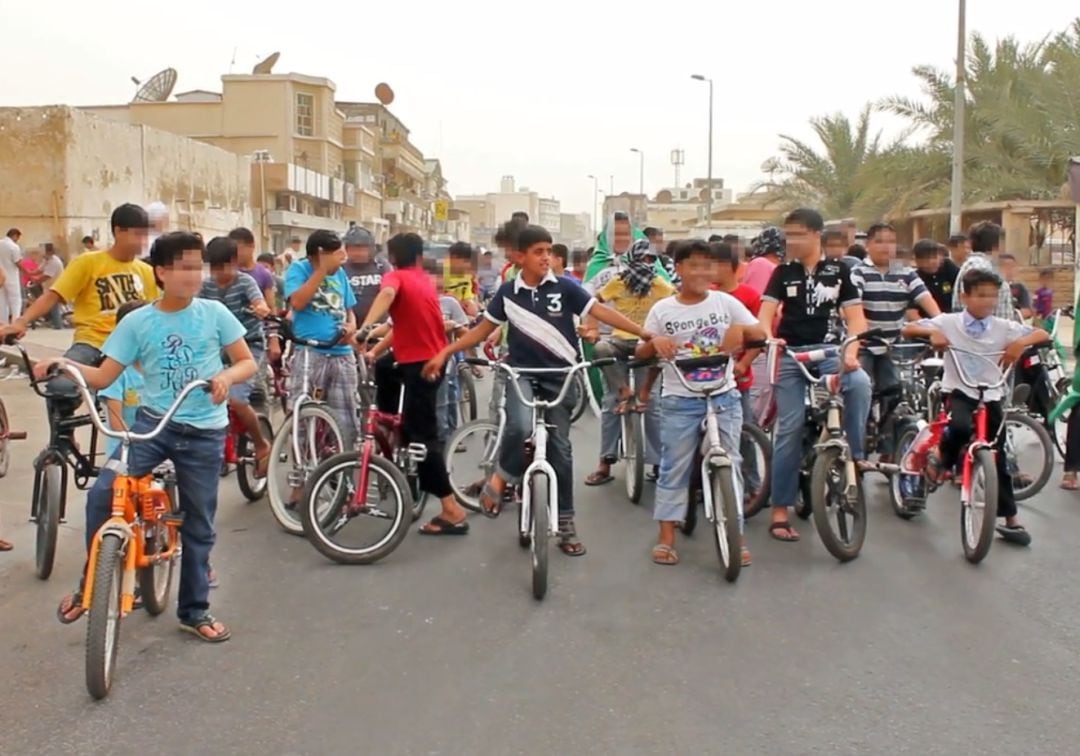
[381,266,447,365]
[713,283,761,390]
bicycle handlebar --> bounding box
[942,347,1016,393]
[766,328,886,385]
[464,358,610,410]
[52,363,210,445]
[265,315,345,350]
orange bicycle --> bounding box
[52,362,208,699]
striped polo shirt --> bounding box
[851,262,930,349]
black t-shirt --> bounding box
[763,258,861,347]
[917,258,960,314]
[344,258,389,323]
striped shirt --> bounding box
[850,262,930,351]
[198,272,265,347]
[951,253,1017,320]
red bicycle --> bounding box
[219,404,274,502]
[892,346,1017,564]
[297,355,425,564]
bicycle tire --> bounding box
[810,447,866,562]
[34,460,64,581]
[444,419,501,513]
[457,367,478,425]
[623,413,644,504]
[300,452,412,565]
[963,448,998,564]
[238,414,274,502]
[0,399,10,478]
[138,474,178,617]
[530,473,550,601]
[1005,412,1053,502]
[710,465,742,583]
[85,533,125,700]
[570,372,589,424]
[740,423,772,519]
[888,424,922,520]
[267,404,344,536]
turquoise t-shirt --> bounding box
[99,366,145,458]
[102,299,246,429]
[283,260,357,355]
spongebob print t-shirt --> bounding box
[643,290,757,399]
[50,251,159,349]
[284,260,357,356]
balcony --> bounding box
[380,133,425,182]
[252,162,355,205]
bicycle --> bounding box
[299,355,426,564]
[891,347,1028,563]
[219,404,274,502]
[265,317,348,535]
[0,392,27,478]
[47,362,199,699]
[458,355,612,600]
[9,340,104,580]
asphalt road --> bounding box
[2,375,1080,756]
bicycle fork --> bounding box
[699,407,743,530]
[520,419,557,539]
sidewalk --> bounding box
[0,326,72,372]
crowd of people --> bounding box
[0,199,1069,636]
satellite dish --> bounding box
[132,68,177,103]
[375,83,394,106]
[253,52,280,75]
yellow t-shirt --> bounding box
[442,259,476,302]
[598,277,677,340]
[50,251,159,348]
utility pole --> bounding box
[949,0,967,236]
[692,74,714,233]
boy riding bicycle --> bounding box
[38,232,256,642]
[422,224,659,556]
[901,268,1047,547]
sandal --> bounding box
[652,544,679,565]
[557,519,586,556]
[179,614,232,643]
[477,481,503,519]
[57,592,87,624]
[1062,473,1080,491]
[254,448,270,479]
[741,546,752,566]
[0,539,12,552]
[996,524,1033,547]
[768,521,800,542]
[419,516,470,536]
[585,469,614,486]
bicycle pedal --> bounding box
[161,513,185,526]
[406,443,428,464]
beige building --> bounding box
[452,197,494,246]
[0,106,251,258]
[537,197,561,234]
[559,213,592,247]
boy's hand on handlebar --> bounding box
[652,336,678,360]
[0,322,27,342]
[577,324,599,343]
[843,350,860,373]
[1002,340,1027,366]
[929,331,950,351]
[208,374,233,404]
[32,356,62,382]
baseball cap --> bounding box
[343,226,375,247]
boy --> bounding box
[40,231,255,641]
[902,268,1047,547]
[443,241,479,317]
[637,240,765,566]
[257,252,285,310]
[998,253,1032,320]
[229,227,276,307]
[359,233,469,536]
[1033,269,1054,327]
[199,236,272,477]
[342,225,389,325]
[913,239,959,314]
[822,229,848,261]
[422,225,661,555]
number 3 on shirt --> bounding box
[546,293,563,314]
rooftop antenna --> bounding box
[131,68,177,103]
[253,52,279,74]
[229,47,237,73]
[375,82,395,106]
[670,148,685,188]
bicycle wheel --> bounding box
[810,447,866,562]
[0,400,10,478]
[623,412,644,504]
[85,533,125,700]
[237,414,274,502]
[1050,376,1070,460]
[457,367,478,425]
[267,405,344,536]
[301,452,412,565]
[1004,412,1053,502]
[963,448,999,564]
[709,465,742,583]
[34,459,64,581]
[529,472,550,601]
[888,424,924,520]
[138,475,178,617]
[740,423,772,519]
[570,372,589,424]
[444,419,500,513]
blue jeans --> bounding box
[436,361,460,443]
[86,409,227,623]
[655,392,743,522]
[771,349,871,508]
[498,377,576,517]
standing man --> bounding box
[341,226,388,325]
[38,244,66,329]
[0,229,24,324]
[81,236,97,253]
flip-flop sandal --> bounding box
[585,471,614,486]
[996,524,1032,547]
[768,521,800,542]
[419,516,470,536]
[741,547,752,566]
[180,614,232,643]
[1062,476,1080,491]
[0,539,12,552]
[478,481,503,519]
[57,592,87,624]
[651,544,679,565]
[254,450,271,479]
[557,519,586,556]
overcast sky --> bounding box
[2,1,1077,223]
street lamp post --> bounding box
[949,0,967,236]
[691,74,714,234]
[253,149,273,252]
[630,147,644,195]
[586,174,599,239]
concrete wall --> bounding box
[0,106,252,258]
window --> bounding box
[296,93,314,136]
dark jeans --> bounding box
[86,410,227,622]
[939,391,1016,518]
[374,356,453,499]
[48,343,103,418]
[860,350,901,455]
[1064,409,1080,473]
[498,376,576,516]
[1015,348,1052,418]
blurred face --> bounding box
[158,249,205,299]
[783,222,820,262]
[259,259,275,274]
[236,241,256,265]
[83,239,95,249]
[521,242,551,278]
[914,254,941,275]
[1040,274,1053,288]
[290,240,302,252]
[551,254,565,275]
[114,226,149,260]
[999,257,1017,281]
[318,248,346,274]
[676,253,716,296]
[346,244,372,264]
[714,261,738,288]
[449,254,469,274]
[647,231,664,250]
[948,242,969,263]
[612,220,632,254]
[963,283,1000,319]
[508,247,525,268]
[824,239,847,260]
[211,261,239,284]
[866,229,897,267]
